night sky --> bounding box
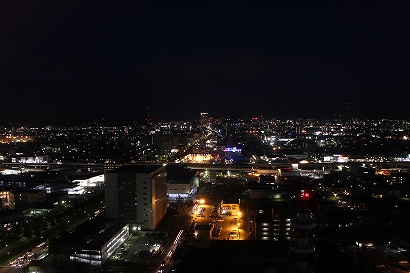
[1,1,409,124]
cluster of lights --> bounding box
[182,153,213,163]
[224,147,242,153]
[0,135,33,144]
[9,250,34,268]
[174,230,183,245]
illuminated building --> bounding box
[278,164,301,178]
[104,164,167,230]
[72,173,105,188]
[166,164,199,200]
[49,220,129,266]
[0,135,33,144]
[104,162,122,173]
[182,153,213,163]
[0,190,15,209]
[0,189,46,209]
[10,155,48,163]
[248,199,292,241]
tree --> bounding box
[23,224,33,239]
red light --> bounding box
[302,192,310,199]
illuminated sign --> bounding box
[224,147,242,153]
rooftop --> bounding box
[166,164,198,181]
[107,164,164,174]
[51,218,127,250]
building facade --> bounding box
[50,220,129,266]
[105,164,168,230]
[166,164,199,200]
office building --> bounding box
[105,164,167,230]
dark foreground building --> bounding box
[172,240,364,273]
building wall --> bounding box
[0,190,46,209]
[250,208,292,241]
[151,170,168,230]
[13,192,28,208]
[253,217,291,241]
[105,173,119,219]
[166,170,199,199]
[105,165,167,230]
[167,182,191,198]
[28,190,46,203]
[135,172,152,228]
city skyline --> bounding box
[1,101,410,272]
[1,1,409,124]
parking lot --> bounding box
[189,182,248,241]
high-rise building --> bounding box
[104,164,168,230]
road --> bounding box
[151,203,193,273]
[358,245,410,273]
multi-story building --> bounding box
[0,190,15,209]
[248,199,293,241]
[166,164,199,200]
[252,213,291,241]
[104,164,167,230]
[49,219,129,266]
[0,188,46,209]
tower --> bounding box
[289,191,316,273]
[146,106,152,129]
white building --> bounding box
[50,220,129,266]
[73,174,104,188]
[166,164,199,200]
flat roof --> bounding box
[166,164,197,181]
[168,179,191,185]
[52,219,127,249]
[107,164,163,174]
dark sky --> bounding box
[1,1,409,124]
